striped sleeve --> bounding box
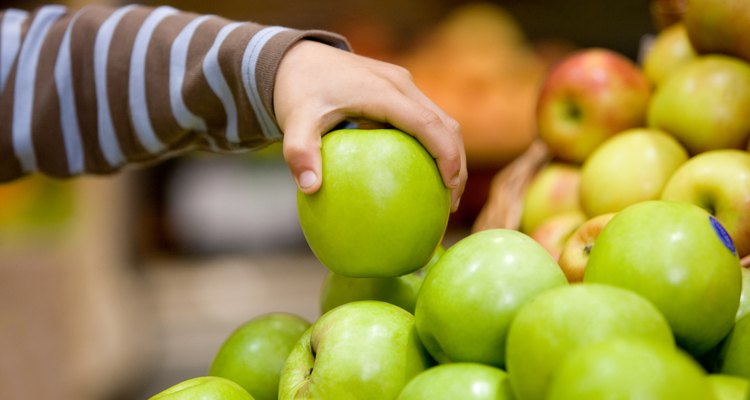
[0,5,349,181]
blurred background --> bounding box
[0,0,655,399]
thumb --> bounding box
[282,122,323,194]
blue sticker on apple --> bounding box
[710,216,737,256]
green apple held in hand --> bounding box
[319,245,444,314]
[415,229,567,367]
[546,338,716,400]
[397,363,515,400]
[519,162,582,234]
[642,23,697,86]
[536,48,651,164]
[279,301,432,400]
[505,283,674,400]
[557,212,616,282]
[716,314,750,381]
[149,376,254,400]
[648,55,750,155]
[584,200,742,356]
[685,0,750,62]
[661,149,750,258]
[579,128,688,217]
[529,211,587,261]
[297,129,450,278]
[708,375,750,400]
[208,313,309,400]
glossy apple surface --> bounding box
[415,229,567,367]
[519,162,582,234]
[149,376,254,400]
[708,374,750,400]
[584,200,742,356]
[642,23,697,86]
[579,128,688,217]
[546,338,716,400]
[297,129,450,278]
[557,212,616,282]
[208,313,309,400]
[739,267,750,321]
[397,363,514,400]
[661,149,750,257]
[505,283,674,400]
[716,314,750,381]
[279,301,432,399]
[536,48,651,163]
[647,55,750,155]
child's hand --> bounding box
[274,40,466,212]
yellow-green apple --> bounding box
[519,162,582,234]
[661,149,750,257]
[208,313,309,400]
[685,0,750,62]
[546,338,716,400]
[297,129,450,278]
[642,23,698,86]
[536,48,651,163]
[319,245,444,314]
[708,374,750,400]
[579,128,689,217]
[149,376,255,400]
[647,55,750,155]
[396,363,515,400]
[505,283,675,400]
[278,301,432,399]
[529,211,587,260]
[739,267,750,321]
[415,229,567,368]
[557,212,616,282]
[584,200,742,356]
[716,314,750,381]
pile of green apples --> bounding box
[150,0,750,399]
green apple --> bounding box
[579,128,689,217]
[584,200,742,356]
[319,245,445,314]
[529,211,587,260]
[149,376,254,400]
[739,267,750,321]
[661,149,750,257]
[396,363,515,400]
[536,48,651,163]
[685,0,750,62]
[208,313,309,400]
[709,374,750,400]
[297,129,450,278]
[546,338,716,400]
[557,212,616,282]
[505,283,674,400]
[519,162,582,234]
[647,55,750,155]
[415,229,567,367]
[716,314,750,381]
[642,23,698,86]
[279,301,432,399]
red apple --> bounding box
[519,162,582,235]
[536,48,651,163]
[557,212,616,282]
[529,211,587,260]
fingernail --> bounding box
[450,174,460,188]
[298,170,317,189]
